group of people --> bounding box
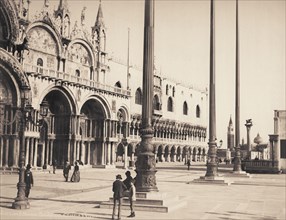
[63,161,80,182]
[112,171,136,220]
[24,160,81,198]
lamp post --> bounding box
[11,92,49,209]
[269,134,278,167]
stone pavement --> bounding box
[0,163,285,220]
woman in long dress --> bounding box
[70,161,80,182]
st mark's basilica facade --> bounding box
[0,0,208,170]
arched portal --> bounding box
[44,90,73,166]
[80,98,106,165]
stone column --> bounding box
[124,144,128,169]
[33,138,38,167]
[233,0,242,172]
[40,144,44,167]
[29,138,34,165]
[25,138,29,166]
[80,141,85,164]
[101,142,106,165]
[135,0,158,192]
[76,141,80,160]
[12,137,19,167]
[67,139,71,162]
[111,142,116,165]
[0,137,3,167]
[49,140,53,165]
[106,142,110,165]
[87,141,91,165]
[205,0,218,178]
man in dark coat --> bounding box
[63,161,71,182]
[123,171,134,191]
[52,159,57,174]
[112,174,127,220]
[25,164,34,198]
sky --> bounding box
[30,0,285,148]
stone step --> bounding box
[100,192,186,213]
[136,192,168,199]
[108,196,177,206]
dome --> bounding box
[254,133,263,145]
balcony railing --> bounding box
[23,63,131,97]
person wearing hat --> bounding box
[112,174,127,220]
[63,161,71,182]
[25,164,34,198]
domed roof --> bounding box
[254,133,263,145]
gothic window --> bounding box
[183,101,188,115]
[37,58,43,74]
[166,84,169,95]
[153,94,160,110]
[115,81,122,88]
[172,87,175,97]
[196,105,201,118]
[76,69,80,77]
[167,97,173,112]
[135,88,142,105]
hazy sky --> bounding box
[30,0,285,147]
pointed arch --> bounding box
[115,81,122,88]
[167,96,173,112]
[153,94,160,110]
[196,105,201,118]
[135,87,142,105]
[183,101,188,115]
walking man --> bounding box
[25,164,34,198]
[112,174,127,220]
[52,159,57,174]
[63,161,71,182]
[187,159,191,170]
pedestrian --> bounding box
[187,159,191,170]
[70,161,80,182]
[112,174,127,220]
[127,179,136,218]
[123,171,134,192]
[52,159,57,174]
[25,164,34,198]
[63,161,71,182]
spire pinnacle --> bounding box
[95,0,105,28]
[229,115,233,125]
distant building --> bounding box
[227,116,234,151]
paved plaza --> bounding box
[0,163,285,220]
